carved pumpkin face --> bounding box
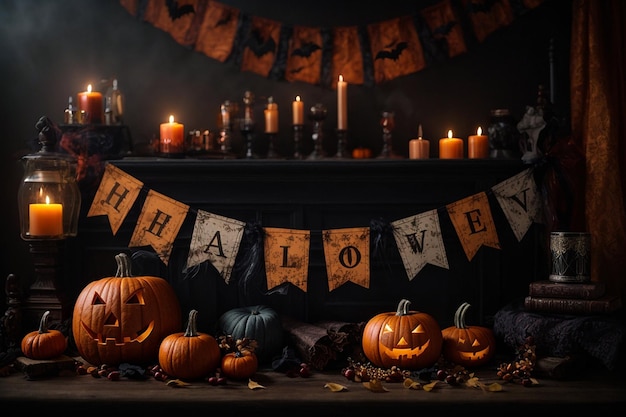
[362,299,442,370]
[442,302,495,367]
[72,253,181,366]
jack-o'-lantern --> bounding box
[362,299,442,370]
[441,302,495,367]
[72,253,182,366]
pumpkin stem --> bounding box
[115,253,133,278]
[184,309,199,337]
[397,299,411,316]
[454,302,472,329]
[38,310,51,334]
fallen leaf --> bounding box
[324,382,348,392]
[422,380,438,392]
[485,382,503,392]
[363,379,388,392]
[248,379,266,390]
[166,379,190,388]
[402,378,422,390]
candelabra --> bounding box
[307,103,327,160]
[292,124,304,159]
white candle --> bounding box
[337,75,348,130]
[409,124,429,159]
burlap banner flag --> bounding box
[491,168,544,241]
[128,190,190,266]
[186,209,246,284]
[446,192,501,261]
[391,209,449,281]
[322,227,370,291]
[263,227,310,292]
[285,25,323,85]
[194,0,240,62]
[87,163,143,235]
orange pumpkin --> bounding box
[221,350,258,380]
[21,310,68,360]
[441,302,495,367]
[72,253,182,366]
[352,147,373,159]
[362,299,442,370]
[158,309,221,380]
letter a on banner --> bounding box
[446,192,500,261]
[322,227,370,291]
[186,209,245,284]
[491,168,544,241]
[391,209,449,280]
[263,227,310,292]
[128,190,189,266]
[87,163,143,235]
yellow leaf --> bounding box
[248,379,266,390]
[530,378,540,386]
[324,382,348,392]
[485,382,503,392]
[166,379,190,388]
[422,380,438,392]
[363,379,388,392]
[465,377,481,388]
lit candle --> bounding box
[337,75,348,130]
[468,126,489,159]
[439,129,464,159]
[160,115,185,154]
[29,195,63,237]
[264,97,279,133]
[77,84,104,124]
[292,95,304,125]
[409,124,430,159]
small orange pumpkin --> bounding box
[362,299,442,370]
[21,310,68,360]
[352,147,372,159]
[441,302,496,367]
[158,309,221,381]
[221,350,258,380]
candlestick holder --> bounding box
[377,111,401,159]
[334,129,350,159]
[292,124,304,159]
[240,91,257,159]
[219,101,233,155]
[307,103,327,160]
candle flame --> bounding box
[45,195,50,204]
[448,130,453,139]
[339,74,344,82]
[169,115,175,123]
[295,95,301,102]
[477,126,482,136]
[87,84,92,93]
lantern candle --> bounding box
[409,124,430,159]
[439,130,464,159]
[292,95,304,125]
[337,75,348,130]
[468,126,489,159]
[264,97,279,133]
[160,115,185,154]
[29,195,63,237]
[77,84,104,124]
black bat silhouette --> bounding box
[291,42,321,58]
[246,29,277,57]
[432,21,457,37]
[375,41,408,61]
[166,0,195,20]
[215,10,233,27]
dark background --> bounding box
[0,0,571,313]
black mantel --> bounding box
[66,158,548,334]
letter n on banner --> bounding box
[263,227,310,293]
[128,190,189,266]
[446,192,500,261]
[87,163,143,235]
[322,227,370,291]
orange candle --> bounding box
[337,75,348,130]
[160,115,185,154]
[77,84,104,124]
[439,130,464,159]
[468,126,489,159]
[29,195,63,236]
[264,97,279,133]
[409,124,429,159]
[292,95,304,125]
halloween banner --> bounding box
[185,209,246,283]
[89,164,542,292]
[322,227,370,291]
[121,0,544,86]
[128,190,190,266]
[391,209,449,281]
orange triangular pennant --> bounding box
[322,227,370,291]
[263,227,310,292]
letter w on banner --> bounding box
[322,227,370,291]
[491,168,544,241]
[263,227,310,293]
[391,209,449,281]
[87,163,143,235]
[185,209,245,284]
[446,192,500,261]
[128,190,189,266]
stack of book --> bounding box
[524,280,622,315]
